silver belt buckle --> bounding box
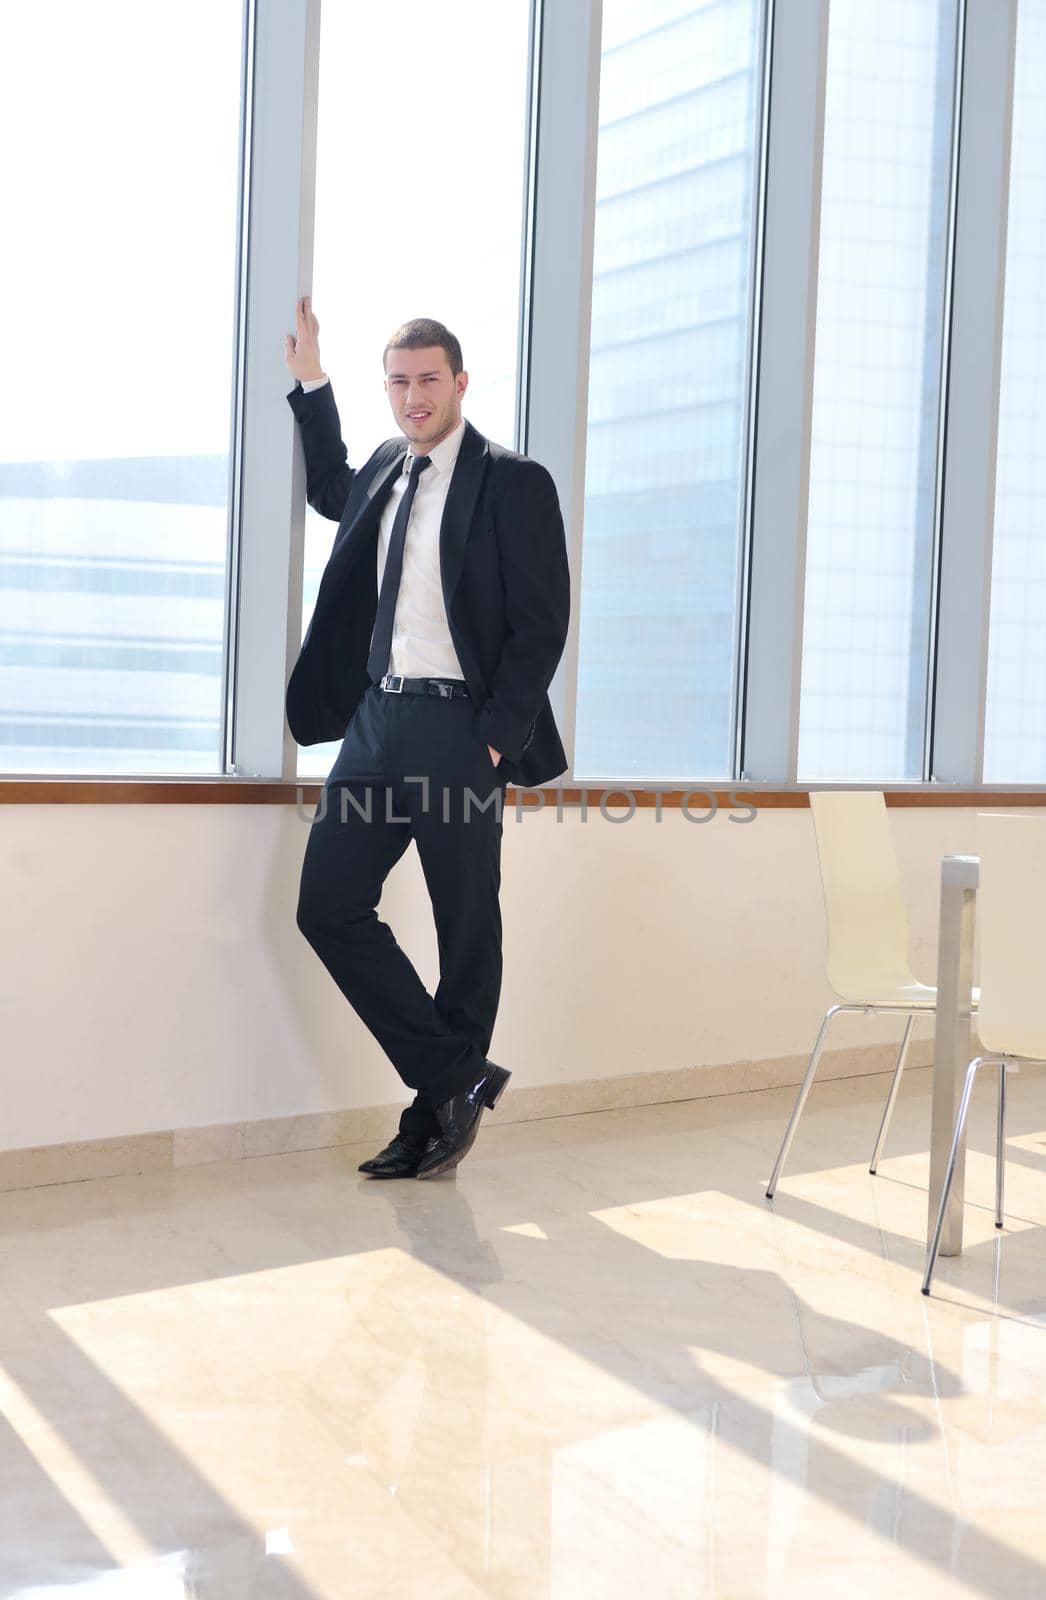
[381,674,404,694]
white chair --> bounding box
[767,790,978,1199]
[923,813,1046,1296]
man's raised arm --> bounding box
[283,295,356,521]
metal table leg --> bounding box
[928,854,979,1257]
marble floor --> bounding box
[3,1065,1046,1599]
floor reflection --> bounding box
[1,1063,1046,1597]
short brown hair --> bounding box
[383,317,463,377]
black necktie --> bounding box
[367,453,432,682]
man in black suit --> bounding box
[283,298,570,1180]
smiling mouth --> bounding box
[406,411,432,421]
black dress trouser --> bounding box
[296,684,508,1141]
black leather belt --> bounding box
[377,674,471,701]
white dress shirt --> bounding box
[300,375,466,681]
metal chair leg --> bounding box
[923,1057,985,1296]
[869,1013,916,1174]
[766,1007,846,1199]
[995,1062,1008,1230]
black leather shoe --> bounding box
[415,1063,511,1180]
[358,1133,435,1179]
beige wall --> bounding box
[0,800,987,1153]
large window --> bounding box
[298,0,533,778]
[983,0,1046,781]
[797,0,959,781]
[572,0,764,782]
[6,0,1043,791]
[0,1,245,774]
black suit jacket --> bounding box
[285,380,571,787]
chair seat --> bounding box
[837,981,981,1010]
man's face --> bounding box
[384,346,468,452]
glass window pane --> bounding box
[983,0,1046,781]
[797,0,958,781]
[299,1,532,778]
[572,0,763,782]
[0,1,244,774]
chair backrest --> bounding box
[809,790,918,1001]
[976,813,1046,1060]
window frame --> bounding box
[229,0,321,781]
[931,0,1020,786]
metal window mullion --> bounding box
[514,0,542,455]
[229,0,321,780]
[730,0,775,782]
[522,0,603,784]
[929,0,1018,787]
[738,0,830,785]
[221,0,257,774]
[918,0,967,783]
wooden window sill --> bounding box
[2,779,1046,806]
